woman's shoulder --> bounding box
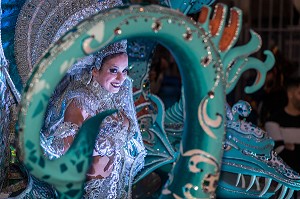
[61,81,98,117]
[64,100,89,126]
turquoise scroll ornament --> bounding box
[15,2,280,199]
[162,3,281,199]
[19,5,225,198]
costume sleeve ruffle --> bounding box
[93,135,115,157]
[41,121,79,159]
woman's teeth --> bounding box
[111,83,120,88]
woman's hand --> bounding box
[86,155,114,180]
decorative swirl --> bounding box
[82,22,116,55]
[182,148,219,174]
[226,50,275,94]
[198,4,275,95]
[223,30,262,71]
[180,144,220,195]
[198,96,222,139]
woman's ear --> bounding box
[92,67,98,78]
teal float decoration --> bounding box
[163,3,300,199]
[165,98,300,198]
[127,38,178,183]
[164,0,216,14]
[17,4,226,198]
[218,101,300,198]
[12,2,300,199]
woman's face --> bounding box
[92,53,128,93]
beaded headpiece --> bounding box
[94,40,127,70]
[66,40,127,77]
[53,0,128,73]
[15,0,126,84]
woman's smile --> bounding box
[92,53,128,93]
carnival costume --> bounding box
[12,0,147,197]
[4,0,300,197]
[40,39,146,199]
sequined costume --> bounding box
[13,0,146,197]
[41,76,146,198]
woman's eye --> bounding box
[109,68,118,73]
[122,68,128,74]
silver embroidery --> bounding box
[52,122,79,138]
[41,78,146,198]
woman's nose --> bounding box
[116,72,125,81]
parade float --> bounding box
[0,0,299,198]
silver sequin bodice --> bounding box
[41,78,146,199]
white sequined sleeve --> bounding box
[41,122,79,159]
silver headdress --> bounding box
[67,40,127,85]
[15,0,125,85]
[94,40,127,70]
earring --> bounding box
[92,80,99,88]
[86,70,92,85]
[81,69,93,85]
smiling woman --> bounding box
[41,40,146,199]
[92,53,129,94]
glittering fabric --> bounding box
[94,40,127,70]
[41,78,146,199]
[15,0,125,85]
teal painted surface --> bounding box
[18,5,226,198]
[17,2,296,199]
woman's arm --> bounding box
[64,100,115,179]
[64,100,87,126]
[61,100,87,153]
